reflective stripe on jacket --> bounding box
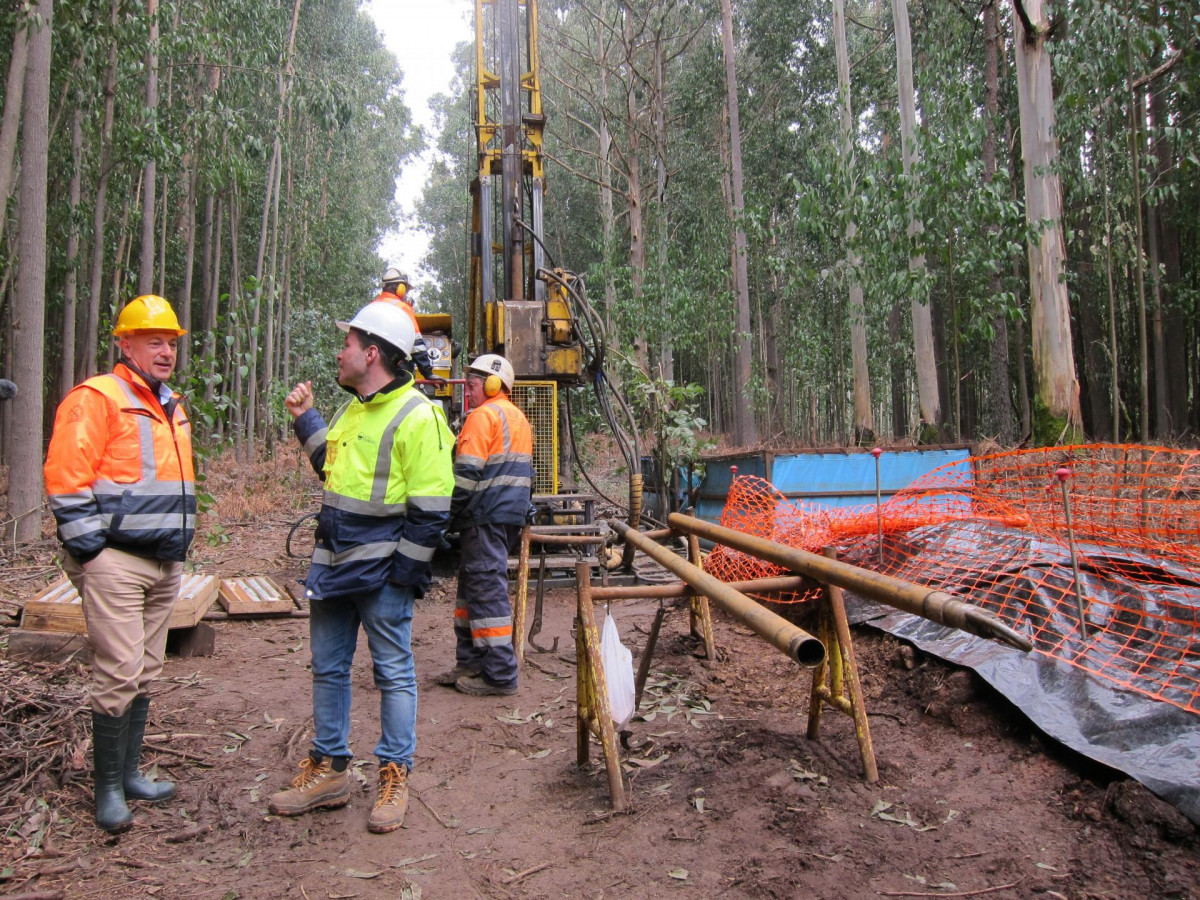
[44,363,196,562]
[294,380,454,600]
[450,394,534,529]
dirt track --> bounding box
[1,453,1197,898]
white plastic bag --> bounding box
[600,612,636,728]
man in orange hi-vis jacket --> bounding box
[435,354,534,696]
[44,295,195,833]
[373,267,435,381]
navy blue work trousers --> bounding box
[455,523,521,687]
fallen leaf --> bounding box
[391,854,439,868]
[527,749,551,759]
[693,797,706,814]
[345,869,382,879]
[627,753,668,769]
[811,852,844,862]
[668,867,689,880]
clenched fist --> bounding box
[285,381,314,418]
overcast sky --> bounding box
[364,0,473,288]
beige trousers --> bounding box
[64,548,182,716]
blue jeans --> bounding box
[309,581,416,768]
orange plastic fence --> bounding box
[703,444,1200,716]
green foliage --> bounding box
[9,0,423,453]
[626,372,715,512]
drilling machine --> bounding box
[465,0,641,537]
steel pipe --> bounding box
[610,520,825,668]
[666,513,1033,652]
[590,575,810,602]
[527,532,606,547]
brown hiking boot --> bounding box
[367,762,409,834]
[455,673,518,696]
[268,755,351,816]
[431,664,481,687]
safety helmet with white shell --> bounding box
[382,267,411,287]
[337,302,416,357]
[467,353,515,393]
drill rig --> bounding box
[466,0,639,520]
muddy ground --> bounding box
[1,452,1197,899]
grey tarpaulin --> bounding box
[843,521,1200,825]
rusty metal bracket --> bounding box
[575,560,626,810]
[807,546,879,783]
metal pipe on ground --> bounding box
[609,520,825,668]
[590,575,809,602]
[666,513,1033,653]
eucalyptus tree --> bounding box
[890,0,939,433]
[0,4,29,249]
[7,0,53,544]
[718,0,756,445]
[832,0,872,440]
[1011,0,1081,438]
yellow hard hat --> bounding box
[112,295,186,337]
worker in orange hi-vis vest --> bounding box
[372,267,436,381]
[43,295,195,834]
[434,354,534,696]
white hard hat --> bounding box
[337,302,416,356]
[467,353,515,392]
[382,267,410,286]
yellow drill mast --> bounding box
[468,0,582,385]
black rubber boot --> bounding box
[124,695,175,803]
[92,709,134,832]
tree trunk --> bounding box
[653,34,674,382]
[60,107,83,400]
[719,0,756,445]
[203,196,222,407]
[1011,0,1081,437]
[139,0,159,294]
[1097,122,1120,439]
[1143,73,1168,436]
[178,151,197,369]
[892,0,939,431]
[107,192,134,371]
[7,0,53,545]
[229,191,243,457]
[82,0,121,381]
[982,0,1014,443]
[597,9,616,338]
[622,6,648,373]
[833,0,872,441]
[888,301,908,437]
[0,12,29,249]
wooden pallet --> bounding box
[217,576,293,616]
[20,573,219,635]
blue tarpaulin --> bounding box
[692,447,970,523]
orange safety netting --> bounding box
[703,444,1200,716]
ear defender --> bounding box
[484,374,503,397]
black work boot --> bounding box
[124,695,175,803]
[92,709,134,833]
